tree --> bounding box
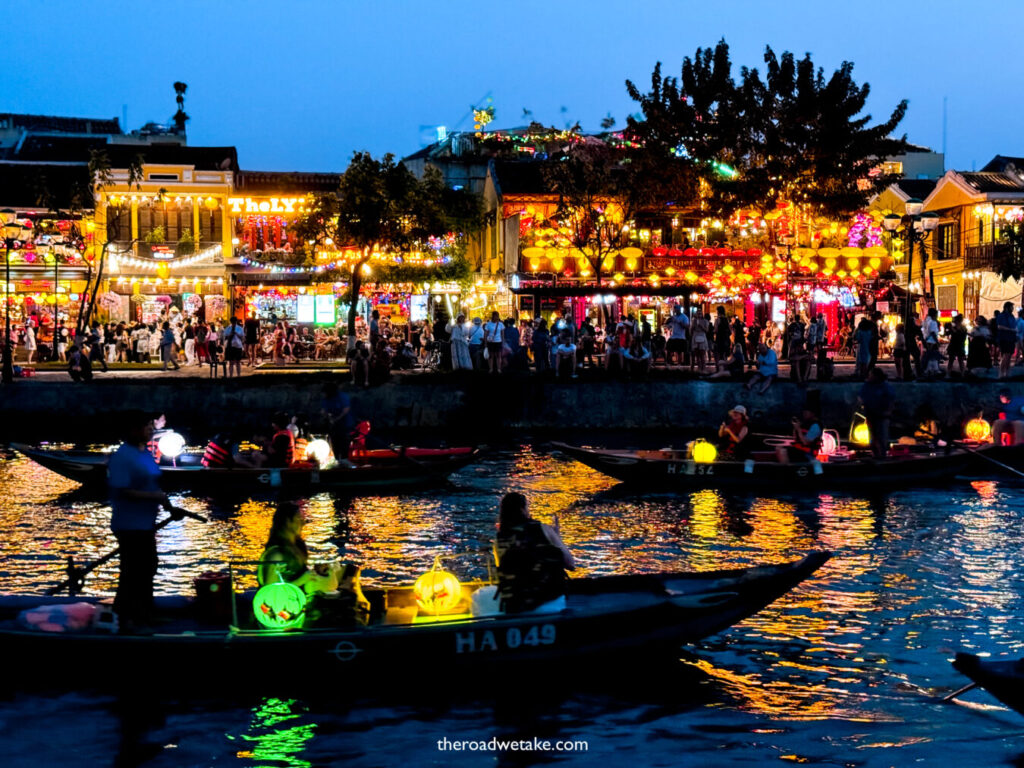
[626,40,909,222]
[77,149,142,335]
[294,153,482,348]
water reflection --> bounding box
[3,447,1024,765]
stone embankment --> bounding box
[0,373,1011,444]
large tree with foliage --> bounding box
[626,40,908,222]
[294,153,482,347]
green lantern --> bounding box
[253,581,307,630]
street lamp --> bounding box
[1,209,20,384]
[882,198,939,327]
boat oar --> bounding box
[910,423,1024,480]
[943,682,979,702]
[46,507,206,596]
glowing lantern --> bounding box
[522,247,545,260]
[552,257,564,271]
[850,414,871,446]
[684,271,698,282]
[692,439,717,463]
[306,438,332,466]
[414,569,462,614]
[620,246,643,260]
[722,263,735,274]
[157,431,186,459]
[253,581,306,630]
[965,418,992,442]
[651,246,668,257]
[818,431,839,457]
[156,262,170,280]
[204,197,219,210]
[529,259,539,272]
[846,257,860,270]
[626,258,638,271]
[613,273,625,282]
[602,257,615,270]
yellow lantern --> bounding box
[869,257,881,269]
[692,439,718,463]
[613,272,625,282]
[602,257,615,271]
[522,247,545,260]
[626,258,638,271]
[620,246,643,260]
[204,197,219,210]
[851,414,871,447]
[846,257,860,270]
[552,257,565,271]
[156,262,170,280]
[965,418,992,442]
[529,259,539,272]
[414,569,462,614]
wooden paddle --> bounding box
[943,682,979,702]
[46,507,207,596]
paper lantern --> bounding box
[626,258,638,271]
[852,423,870,445]
[668,248,683,257]
[965,418,992,442]
[253,581,306,630]
[620,246,643,259]
[819,431,839,457]
[732,249,746,257]
[156,431,185,459]
[306,438,332,466]
[522,247,545,260]
[204,197,219,210]
[414,569,462,614]
[683,248,699,257]
[651,246,668,257]
[692,439,717,463]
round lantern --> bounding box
[156,431,186,459]
[683,248,699,257]
[668,248,683,258]
[204,197,219,211]
[965,418,992,442]
[651,246,668,257]
[156,262,170,280]
[306,439,332,466]
[692,439,718,464]
[818,431,839,457]
[414,569,462,614]
[253,581,306,630]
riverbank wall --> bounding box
[0,372,1011,444]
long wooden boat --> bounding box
[952,653,1024,715]
[10,443,480,494]
[0,552,828,686]
[551,441,986,490]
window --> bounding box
[147,173,179,181]
[199,208,222,243]
[106,205,131,241]
[936,223,958,260]
[936,284,958,312]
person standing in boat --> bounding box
[494,492,575,614]
[265,412,296,468]
[108,411,184,632]
[858,368,895,459]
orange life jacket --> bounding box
[201,440,231,468]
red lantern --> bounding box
[731,249,746,257]
[683,248,699,257]
[668,248,683,257]
[747,248,762,257]
[715,247,731,257]
[651,246,668,257]
[700,247,715,257]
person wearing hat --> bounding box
[718,405,750,460]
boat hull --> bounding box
[952,653,1024,715]
[552,442,980,490]
[0,553,829,687]
[10,444,480,494]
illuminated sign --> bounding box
[410,295,428,323]
[227,197,304,215]
[315,295,336,324]
[297,295,315,323]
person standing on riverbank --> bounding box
[160,322,179,372]
[223,318,244,378]
[108,411,183,633]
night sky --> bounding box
[9,0,1019,173]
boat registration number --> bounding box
[455,624,556,654]
[667,462,713,475]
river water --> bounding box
[1,445,1024,767]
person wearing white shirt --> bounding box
[483,311,505,374]
[666,305,689,366]
[554,333,577,380]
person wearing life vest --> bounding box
[776,407,823,465]
[348,420,372,460]
[494,492,575,614]
[201,433,236,469]
[289,415,310,463]
[993,388,1024,446]
[266,412,295,468]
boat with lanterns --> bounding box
[551,435,991,490]
[0,551,829,683]
[10,440,480,494]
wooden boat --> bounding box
[0,552,829,685]
[10,443,480,494]
[952,653,1024,715]
[551,441,986,490]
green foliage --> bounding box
[144,225,166,244]
[998,225,1024,282]
[375,255,472,286]
[625,39,909,218]
[178,228,196,254]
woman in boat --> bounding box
[258,502,341,596]
[718,405,750,459]
[494,492,575,614]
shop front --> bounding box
[102,274,228,325]
[231,272,346,328]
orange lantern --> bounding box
[965,418,992,442]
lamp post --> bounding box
[882,198,939,328]
[1,209,20,384]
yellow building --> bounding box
[93,145,237,323]
[921,165,1024,319]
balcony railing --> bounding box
[963,243,1007,271]
[113,241,224,261]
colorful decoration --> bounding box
[691,439,718,464]
[965,418,992,443]
[413,568,462,615]
[850,414,871,447]
[253,581,306,630]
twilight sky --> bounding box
[9,0,1020,173]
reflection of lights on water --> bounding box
[231,697,315,768]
